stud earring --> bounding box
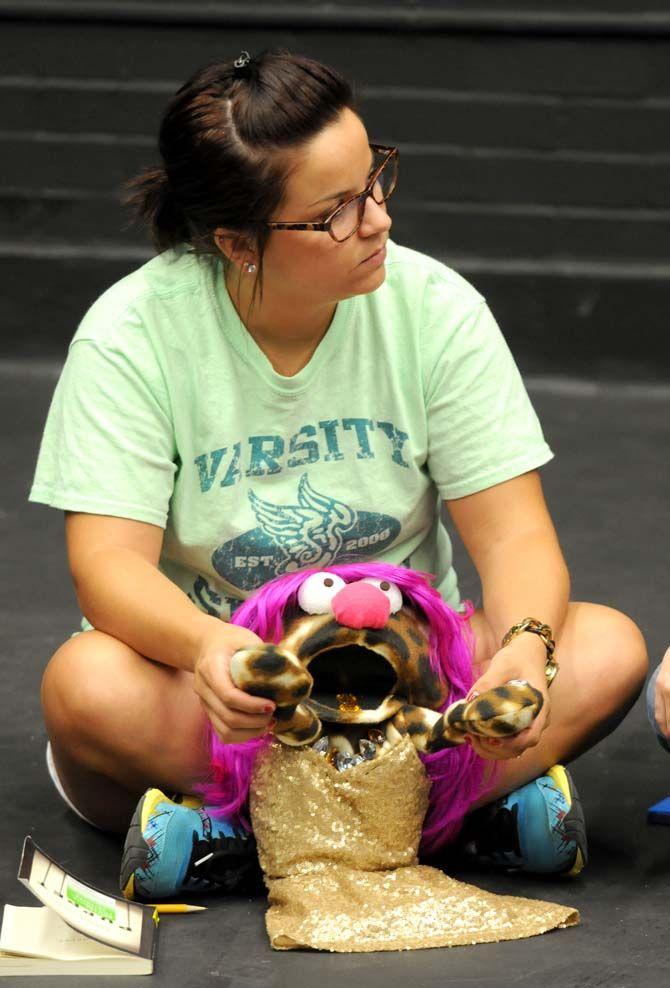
[244,261,257,274]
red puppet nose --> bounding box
[331,580,391,629]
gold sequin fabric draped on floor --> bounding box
[249,737,578,952]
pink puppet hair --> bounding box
[198,562,489,855]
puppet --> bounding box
[200,562,578,951]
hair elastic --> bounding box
[233,51,253,79]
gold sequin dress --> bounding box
[249,737,579,952]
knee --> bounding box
[605,607,648,696]
[585,605,648,712]
[41,632,141,748]
[555,605,649,761]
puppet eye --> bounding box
[360,578,403,613]
[297,572,346,614]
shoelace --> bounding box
[184,830,262,893]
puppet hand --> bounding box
[465,635,550,761]
[194,621,274,744]
[389,679,544,755]
[229,644,321,746]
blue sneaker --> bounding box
[459,765,587,876]
[120,789,261,901]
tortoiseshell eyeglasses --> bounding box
[265,143,398,243]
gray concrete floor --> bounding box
[2,364,669,986]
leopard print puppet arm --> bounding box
[229,645,321,746]
[388,681,544,753]
[229,646,543,754]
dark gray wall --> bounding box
[1,1,669,377]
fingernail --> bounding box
[465,690,480,702]
[264,704,275,714]
[463,736,472,745]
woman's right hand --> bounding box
[654,645,670,739]
[193,619,276,744]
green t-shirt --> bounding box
[29,238,553,622]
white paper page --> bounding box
[20,844,148,954]
[0,906,130,962]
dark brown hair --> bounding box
[122,49,358,311]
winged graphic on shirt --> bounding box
[247,473,356,573]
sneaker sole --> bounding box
[547,765,588,877]
[119,788,170,901]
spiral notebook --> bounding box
[0,837,156,976]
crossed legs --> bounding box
[41,601,647,833]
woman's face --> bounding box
[259,107,393,304]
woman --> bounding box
[31,50,647,898]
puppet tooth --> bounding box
[359,738,377,760]
[313,736,330,755]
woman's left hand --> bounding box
[465,634,551,761]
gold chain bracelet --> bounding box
[501,617,559,687]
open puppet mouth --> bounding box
[304,644,400,723]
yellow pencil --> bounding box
[148,903,207,914]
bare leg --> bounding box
[41,630,210,834]
[40,604,648,833]
[466,601,648,809]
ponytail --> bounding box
[121,165,191,253]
